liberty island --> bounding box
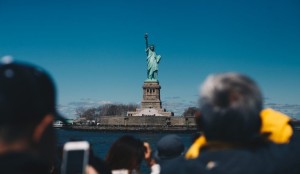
[67,33,197,132]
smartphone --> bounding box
[61,141,90,174]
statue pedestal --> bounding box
[141,81,162,109]
[127,81,173,116]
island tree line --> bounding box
[75,104,139,119]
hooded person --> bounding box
[161,73,300,174]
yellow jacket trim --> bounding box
[260,108,292,144]
[185,108,292,159]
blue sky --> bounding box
[1,0,300,117]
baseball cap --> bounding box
[0,59,66,125]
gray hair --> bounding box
[199,73,263,143]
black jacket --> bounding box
[161,134,300,174]
[0,152,50,174]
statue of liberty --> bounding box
[144,33,161,81]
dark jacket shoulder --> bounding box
[0,152,49,174]
[161,142,299,174]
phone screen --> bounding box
[61,141,89,174]
[65,150,85,174]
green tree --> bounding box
[182,107,199,117]
[76,103,139,118]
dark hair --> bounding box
[105,135,145,171]
[199,73,263,144]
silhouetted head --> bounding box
[0,60,64,168]
[199,73,263,144]
[105,135,145,172]
[154,134,185,164]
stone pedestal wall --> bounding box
[96,116,196,126]
[141,82,162,109]
[128,81,173,116]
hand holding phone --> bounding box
[61,141,90,174]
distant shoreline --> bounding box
[62,125,198,133]
[59,116,300,133]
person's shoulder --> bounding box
[199,144,298,174]
[161,144,300,174]
[0,152,49,174]
[160,156,207,174]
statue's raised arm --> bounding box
[144,33,161,82]
[145,33,149,50]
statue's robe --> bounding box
[146,48,161,79]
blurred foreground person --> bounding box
[161,73,300,174]
[105,135,145,174]
[153,134,185,165]
[0,60,98,174]
[0,61,62,174]
[106,135,160,174]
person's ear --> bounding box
[32,114,54,142]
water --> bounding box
[56,129,197,173]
